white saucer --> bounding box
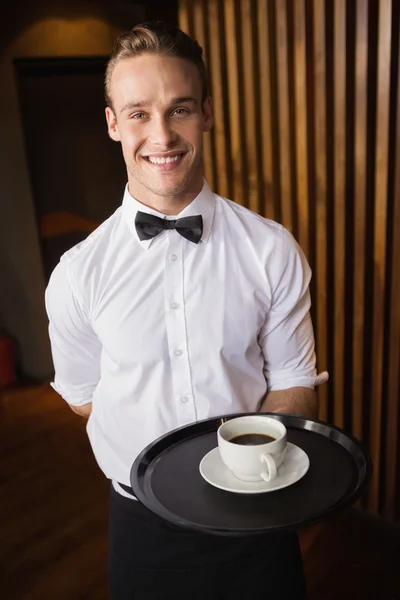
[199,442,310,494]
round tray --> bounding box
[130,413,372,536]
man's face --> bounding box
[105,53,213,206]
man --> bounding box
[45,21,328,600]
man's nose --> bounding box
[148,117,177,147]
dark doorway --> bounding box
[14,57,127,282]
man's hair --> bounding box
[105,21,209,110]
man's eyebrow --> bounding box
[120,101,147,114]
[170,97,198,105]
[119,97,198,114]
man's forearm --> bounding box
[260,387,318,420]
[68,402,93,418]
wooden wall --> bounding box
[179,0,400,520]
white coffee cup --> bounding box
[217,415,287,482]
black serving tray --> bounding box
[130,413,372,536]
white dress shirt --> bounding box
[45,179,328,490]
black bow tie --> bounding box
[135,211,203,244]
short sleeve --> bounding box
[259,227,329,391]
[45,258,102,405]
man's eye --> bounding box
[132,113,146,119]
[173,108,189,116]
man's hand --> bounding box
[260,387,318,420]
[68,402,92,418]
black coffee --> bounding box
[230,433,275,445]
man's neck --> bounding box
[128,180,204,216]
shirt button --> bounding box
[171,302,180,310]
[181,396,189,404]
[174,349,183,357]
[170,254,178,261]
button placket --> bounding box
[164,237,196,424]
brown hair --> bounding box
[105,21,209,110]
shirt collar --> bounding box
[121,179,215,249]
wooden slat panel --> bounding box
[369,0,392,512]
[191,0,216,191]
[384,17,400,519]
[313,0,329,421]
[178,0,191,34]
[224,0,246,206]
[333,0,346,428]
[257,0,275,220]
[293,0,310,258]
[275,0,293,231]
[240,0,261,212]
[207,0,229,198]
[352,0,369,443]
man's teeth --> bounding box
[147,154,182,165]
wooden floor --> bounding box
[1,382,400,600]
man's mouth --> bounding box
[144,152,186,166]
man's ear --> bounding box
[202,96,214,133]
[105,107,121,142]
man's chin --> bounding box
[142,177,193,199]
[130,163,203,200]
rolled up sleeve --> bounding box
[259,228,328,391]
[45,258,101,406]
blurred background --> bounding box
[1,0,399,598]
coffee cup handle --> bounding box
[260,453,277,482]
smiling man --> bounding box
[45,21,328,600]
